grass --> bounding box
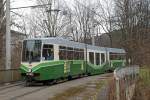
[133,67,150,100]
[49,85,86,100]
[49,79,108,100]
[139,67,150,85]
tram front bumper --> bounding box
[26,72,34,76]
[21,72,40,81]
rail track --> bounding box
[0,78,70,100]
[0,81,24,91]
[11,86,48,100]
[0,82,48,100]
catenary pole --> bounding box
[6,0,11,70]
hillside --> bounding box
[97,30,150,66]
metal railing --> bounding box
[0,69,21,84]
[108,65,140,100]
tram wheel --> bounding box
[68,75,72,80]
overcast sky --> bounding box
[11,0,74,14]
[10,0,75,32]
[11,0,36,8]
[11,0,107,33]
[11,0,74,8]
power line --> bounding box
[46,9,61,12]
[10,11,23,17]
[11,4,51,10]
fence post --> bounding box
[116,79,120,100]
[114,66,139,100]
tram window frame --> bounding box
[95,53,100,65]
[89,52,94,64]
[42,44,54,61]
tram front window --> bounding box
[22,40,42,63]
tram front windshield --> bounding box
[22,40,42,63]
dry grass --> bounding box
[49,79,108,100]
[107,79,116,100]
[133,67,150,100]
[133,79,150,100]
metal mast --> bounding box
[6,0,11,70]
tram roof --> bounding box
[24,37,125,53]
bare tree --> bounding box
[114,0,150,65]
[70,0,117,46]
[0,0,5,31]
[26,0,70,37]
[66,0,98,43]
[0,0,6,69]
[96,0,116,47]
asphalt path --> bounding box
[0,73,112,100]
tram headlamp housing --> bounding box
[28,68,32,72]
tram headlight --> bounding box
[27,73,34,76]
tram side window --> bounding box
[117,55,122,60]
[101,53,105,64]
[118,54,125,60]
[59,47,84,60]
[96,53,100,65]
[66,47,74,60]
[77,49,84,60]
[74,48,80,60]
[121,54,126,60]
[89,52,94,64]
[79,49,84,60]
[110,53,125,60]
[42,44,54,60]
[110,54,115,60]
[59,46,66,60]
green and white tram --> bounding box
[20,37,126,84]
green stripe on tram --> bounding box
[20,60,125,81]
